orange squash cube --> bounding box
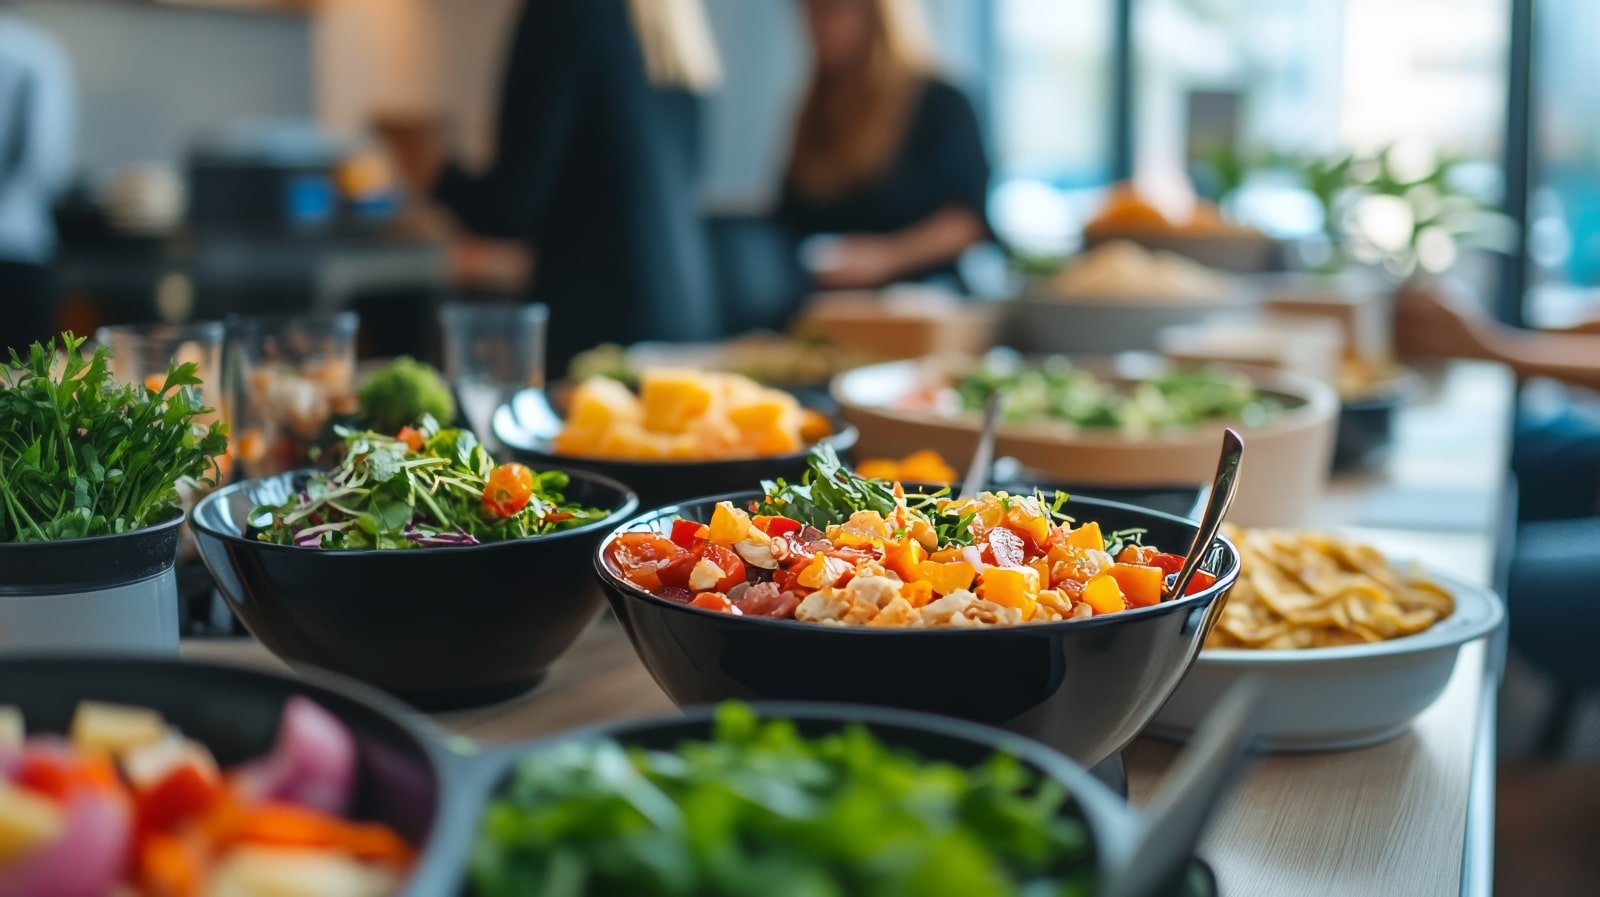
[1106,563,1164,608]
[708,502,752,544]
[1064,521,1104,552]
[901,580,935,608]
[976,566,1040,620]
[883,540,927,583]
[917,560,976,596]
[1082,574,1126,615]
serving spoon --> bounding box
[958,393,1004,500]
[1163,428,1244,601]
[1102,676,1266,897]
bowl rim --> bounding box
[595,488,1241,637]
[829,356,1341,449]
[503,424,861,470]
[1191,566,1504,667]
[0,507,186,550]
[191,465,641,558]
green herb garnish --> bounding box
[471,702,1096,897]
[250,415,609,549]
[0,334,228,542]
[757,445,975,546]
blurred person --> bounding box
[383,0,722,376]
[1394,281,1600,521]
[0,7,73,353]
[779,0,991,292]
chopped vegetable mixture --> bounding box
[607,447,1216,627]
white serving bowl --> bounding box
[1147,569,1503,752]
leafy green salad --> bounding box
[955,357,1279,434]
[1,334,228,542]
[472,703,1095,897]
[250,416,609,549]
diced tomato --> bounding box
[623,566,663,591]
[610,533,683,568]
[657,551,699,590]
[139,833,205,897]
[657,587,693,603]
[14,752,75,801]
[702,544,747,592]
[138,764,223,832]
[690,592,741,614]
[982,527,1027,568]
[1150,552,1186,575]
[754,515,803,537]
[670,518,703,550]
[1185,570,1218,595]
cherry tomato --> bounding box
[982,527,1026,567]
[691,592,741,614]
[702,544,747,592]
[396,426,425,451]
[482,463,536,518]
[671,518,704,550]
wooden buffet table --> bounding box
[184,361,1515,897]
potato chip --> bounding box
[1206,525,1454,649]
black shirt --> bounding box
[435,0,720,375]
[777,78,991,287]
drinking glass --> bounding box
[438,302,548,455]
[226,312,359,479]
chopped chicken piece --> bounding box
[867,596,922,627]
[795,588,851,623]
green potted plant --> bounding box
[0,334,228,652]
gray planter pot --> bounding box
[0,513,184,653]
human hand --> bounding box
[1392,280,1506,361]
[373,115,447,193]
[810,235,905,290]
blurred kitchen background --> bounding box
[17,0,1597,351]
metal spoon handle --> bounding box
[1101,677,1266,897]
[1166,428,1244,600]
[959,393,1003,500]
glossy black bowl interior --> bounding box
[596,491,1240,768]
[0,656,454,895]
[191,468,639,711]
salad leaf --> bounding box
[251,422,609,549]
[472,702,1096,897]
[0,333,228,542]
[756,445,976,546]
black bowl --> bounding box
[0,655,462,896]
[191,468,639,711]
[499,430,861,510]
[492,388,860,508]
[595,492,1240,768]
[0,660,1216,897]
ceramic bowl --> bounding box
[191,468,638,710]
[831,355,1339,527]
[1147,569,1504,751]
[594,491,1241,768]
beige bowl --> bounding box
[830,355,1338,526]
[797,291,1000,360]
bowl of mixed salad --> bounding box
[191,417,639,710]
[0,656,443,897]
[0,658,1222,897]
[594,447,1240,767]
[832,352,1338,526]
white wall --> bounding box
[15,1,312,173]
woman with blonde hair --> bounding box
[388,0,724,374]
[780,0,991,291]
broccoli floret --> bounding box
[357,356,455,433]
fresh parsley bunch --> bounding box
[0,333,229,542]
